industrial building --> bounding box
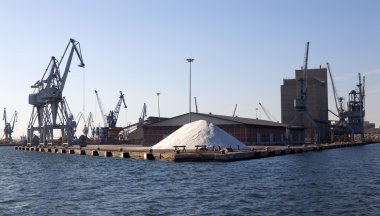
[281,67,330,143]
[142,112,304,146]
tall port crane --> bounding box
[95,90,127,128]
[28,38,85,146]
[289,42,319,143]
[259,102,278,122]
[3,108,17,141]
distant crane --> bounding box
[83,112,94,137]
[139,103,147,126]
[259,102,279,122]
[3,108,17,141]
[95,90,107,127]
[28,38,85,146]
[232,104,237,117]
[75,112,84,125]
[194,97,199,113]
[327,63,345,116]
[327,62,354,141]
[94,90,127,128]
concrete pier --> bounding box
[14,142,377,162]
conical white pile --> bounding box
[152,120,249,150]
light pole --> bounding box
[255,108,258,119]
[157,93,161,121]
[186,58,194,123]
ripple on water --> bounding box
[1,145,380,215]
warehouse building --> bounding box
[281,67,330,143]
[142,112,304,146]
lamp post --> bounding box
[157,93,161,121]
[256,108,258,119]
[186,58,194,123]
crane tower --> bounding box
[3,108,18,141]
[288,42,320,144]
[27,38,85,146]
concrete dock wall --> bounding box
[14,142,375,162]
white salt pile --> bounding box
[152,120,249,150]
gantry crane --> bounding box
[28,38,85,146]
[3,108,17,141]
[259,102,279,122]
[94,90,127,143]
[95,90,127,128]
[108,91,127,128]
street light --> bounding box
[186,58,194,123]
[157,93,161,121]
[255,108,258,119]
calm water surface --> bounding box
[1,144,380,215]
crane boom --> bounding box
[3,108,7,127]
[194,97,198,113]
[59,39,85,92]
[302,41,309,97]
[327,62,341,115]
[259,102,279,122]
[113,91,127,122]
[139,103,147,126]
[11,111,17,132]
[232,104,237,117]
[95,90,107,127]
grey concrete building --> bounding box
[281,68,330,143]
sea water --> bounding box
[1,144,380,215]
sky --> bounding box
[0,0,379,138]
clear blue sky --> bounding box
[1,0,379,138]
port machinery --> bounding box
[288,42,320,144]
[27,38,85,146]
[3,108,17,141]
[327,63,365,142]
[94,90,127,143]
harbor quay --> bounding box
[14,142,376,162]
